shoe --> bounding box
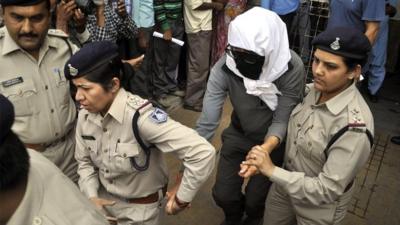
[170,89,186,97]
[183,104,202,112]
[391,136,400,145]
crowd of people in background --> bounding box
[1,0,400,225]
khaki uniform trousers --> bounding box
[99,187,165,225]
[40,129,78,183]
[264,183,354,225]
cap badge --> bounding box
[68,64,78,76]
[330,37,340,51]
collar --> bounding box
[106,89,127,124]
[313,81,357,115]
[86,89,127,125]
[2,28,56,56]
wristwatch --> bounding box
[174,195,190,208]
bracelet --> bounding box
[174,195,190,208]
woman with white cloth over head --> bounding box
[194,7,305,225]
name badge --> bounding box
[81,135,96,140]
[2,77,24,88]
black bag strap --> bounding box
[324,125,374,159]
[130,103,152,171]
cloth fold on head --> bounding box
[226,7,291,110]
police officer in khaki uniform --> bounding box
[0,0,89,182]
[65,41,216,225]
[0,94,110,225]
[240,27,375,225]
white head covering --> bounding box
[226,7,291,111]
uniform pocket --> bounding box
[53,67,71,106]
[114,143,143,173]
[1,77,38,116]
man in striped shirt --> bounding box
[153,0,186,107]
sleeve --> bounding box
[270,131,371,205]
[74,28,91,44]
[154,0,171,32]
[266,53,305,141]
[86,14,110,42]
[195,57,229,141]
[362,0,386,21]
[75,114,100,199]
[138,110,216,202]
[184,0,204,10]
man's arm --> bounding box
[364,21,380,44]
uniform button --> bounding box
[297,124,301,127]
[109,180,113,184]
[104,149,108,153]
[308,142,312,147]
[45,85,48,90]
[123,153,127,157]
[50,109,54,113]
[103,128,107,132]
[288,159,292,164]
[105,169,109,173]
[33,217,42,225]
[55,133,59,137]
[88,147,91,151]
[294,141,297,145]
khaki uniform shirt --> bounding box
[0,27,78,181]
[6,149,109,225]
[75,89,215,203]
[0,27,76,143]
[270,83,374,205]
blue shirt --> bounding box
[130,0,155,28]
[327,0,385,32]
[260,0,300,15]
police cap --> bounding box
[312,26,371,60]
[0,94,14,144]
[0,0,46,6]
[64,41,119,80]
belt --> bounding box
[25,132,69,152]
[126,186,167,204]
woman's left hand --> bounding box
[241,145,276,177]
[165,173,191,215]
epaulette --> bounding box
[48,29,69,38]
[127,95,151,112]
[347,107,367,133]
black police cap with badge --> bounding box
[312,26,371,60]
[0,94,15,144]
[0,0,46,6]
[64,41,120,80]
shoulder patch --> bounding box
[149,108,168,124]
[48,29,68,38]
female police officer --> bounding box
[64,41,215,225]
[241,27,374,225]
